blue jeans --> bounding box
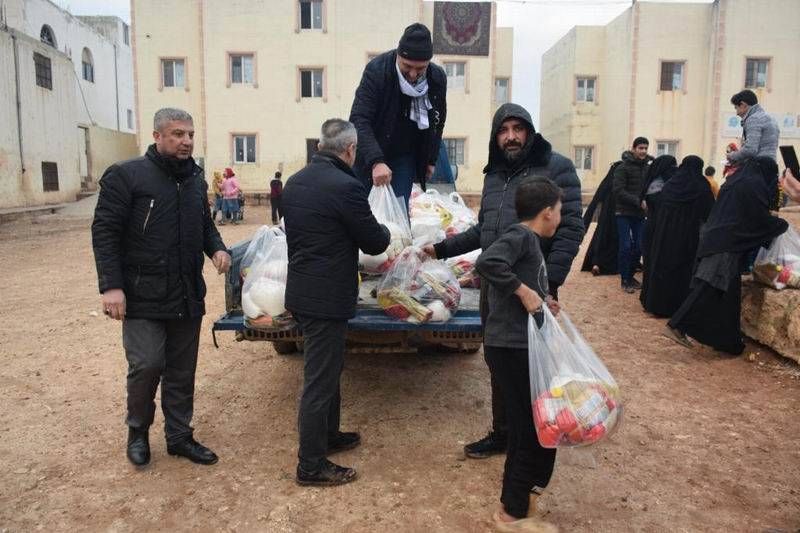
[616,215,644,283]
[358,154,416,213]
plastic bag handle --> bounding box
[269,226,285,238]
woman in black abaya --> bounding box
[639,155,677,303]
[641,156,714,317]
[664,157,788,355]
[581,162,622,275]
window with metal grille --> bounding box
[745,58,768,89]
[233,135,256,164]
[660,62,684,91]
[444,62,466,91]
[42,162,59,192]
[300,69,323,98]
[300,0,323,29]
[494,78,509,104]
[40,25,56,48]
[576,77,595,102]
[230,54,254,84]
[82,48,94,82]
[444,138,465,165]
[161,59,185,88]
[34,52,52,90]
[574,146,593,170]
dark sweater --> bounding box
[475,224,548,349]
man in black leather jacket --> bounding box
[425,103,584,459]
[92,108,230,468]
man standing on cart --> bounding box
[349,23,447,206]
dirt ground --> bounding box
[0,205,799,533]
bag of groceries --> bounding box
[753,226,800,290]
[241,228,294,329]
[445,249,481,288]
[409,185,477,245]
[528,307,622,448]
[241,226,281,278]
[377,247,461,323]
[359,185,412,275]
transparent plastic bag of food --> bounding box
[241,226,282,278]
[753,226,800,290]
[445,249,481,288]
[241,228,294,329]
[359,185,412,275]
[376,247,461,323]
[528,307,622,448]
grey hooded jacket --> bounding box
[728,104,779,163]
[433,103,584,291]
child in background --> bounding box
[211,171,224,221]
[220,167,241,225]
[475,177,563,531]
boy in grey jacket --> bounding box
[474,177,562,528]
[728,90,779,164]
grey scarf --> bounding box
[396,63,432,130]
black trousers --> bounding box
[270,197,282,223]
[485,345,557,519]
[122,317,202,445]
[479,284,508,435]
[295,314,348,471]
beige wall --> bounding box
[541,0,800,190]
[87,125,139,184]
[133,0,512,193]
[0,28,81,208]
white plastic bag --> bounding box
[359,185,412,275]
[409,186,476,245]
[241,228,293,328]
[376,247,461,323]
[241,226,282,278]
[753,226,800,290]
[528,307,622,448]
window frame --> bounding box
[231,133,258,165]
[575,76,597,103]
[122,22,130,46]
[658,60,687,93]
[443,137,467,166]
[296,0,327,33]
[227,52,257,87]
[81,47,94,83]
[40,25,57,48]
[744,56,771,91]
[159,57,188,91]
[443,61,468,93]
[494,77,510,104]
[573,145,594,171]
[297,66,327,101]
[656,140,680,158]
[33,52,53,90]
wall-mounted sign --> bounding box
[722,112,800,139]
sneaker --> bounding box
[218,221,226,226]
[662,325,694,348]
[622,281,636,294]
[629,277,642,290]
[296,459,357,487]
[464,430,507,459]
[591,265,600,276]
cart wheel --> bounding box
[273,341,298,354]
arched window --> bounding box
[81,47,94,82]
[40,25,56,48]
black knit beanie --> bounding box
[398,23,433,61]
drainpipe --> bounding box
[11,31,25,173]
[114,43,120,130]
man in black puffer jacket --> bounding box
[612,137,652,293]
[349,23,446,204]
[425,103,584,459]
[283,119,390,487]
[92,108,230,468]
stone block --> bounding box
[741,280,800,363]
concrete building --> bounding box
[0,0,138,208]
[131,0,513,192]
[541,0,800,190]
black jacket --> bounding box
[349,50,447,189]
[282,152,390,320]
[91,145,226,320]
[612,151,651,217]
[433,103,584,292]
